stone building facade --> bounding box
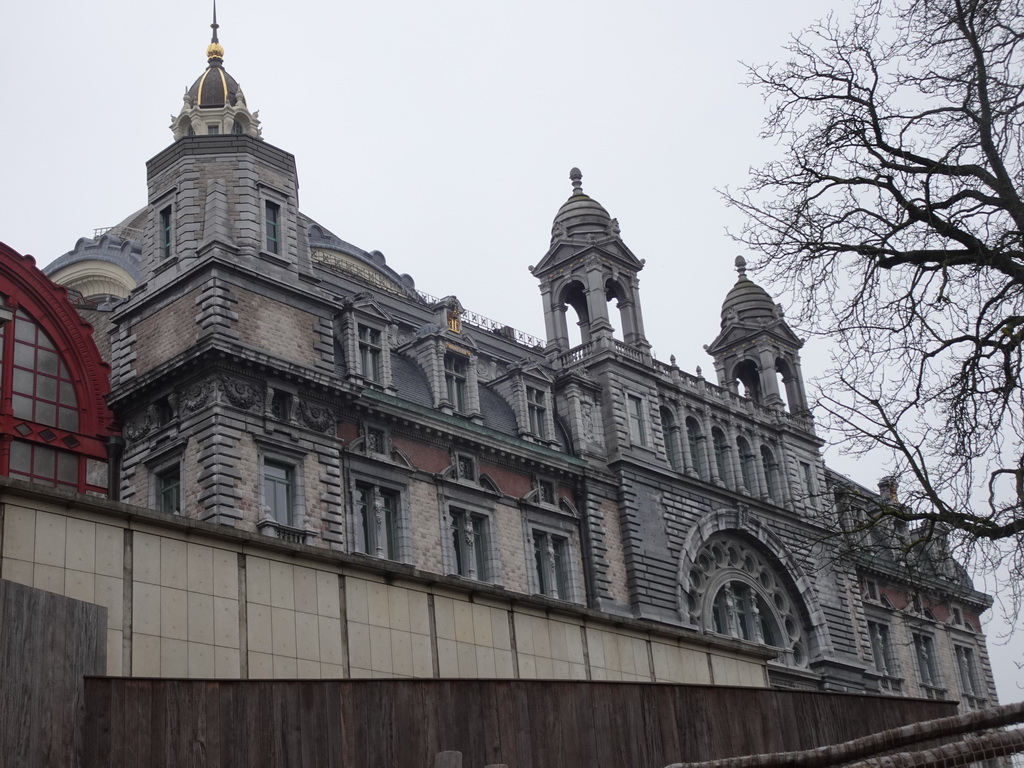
[8,19,996,706]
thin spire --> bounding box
[206,0,225,61]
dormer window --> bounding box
[527,387,547,439]
[445,354,468,412]
[358,325,383,383]
[207,124,219,135]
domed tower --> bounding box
[705,256,809,413]
[531,168,649,355]
[170,6,261,140]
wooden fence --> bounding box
[0,579,107,768]
[82,678,957,768]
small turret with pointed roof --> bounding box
[170,3,262,140]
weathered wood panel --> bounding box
[83,678,956,768]
[0,579,107,768]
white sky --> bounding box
[1,0,1020,701]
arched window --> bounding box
[775,357,807,413]
[561,280,590,349]
[661,406,680,470]
[684,535,808,668]
[736,436,756,494]
[761,446,780,503]
[1,244,116,496]
[685,417,706,480]
[712,427,732,486]
[711,581,780,645]
[732,359,762,402]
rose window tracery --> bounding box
[685,535,807,667]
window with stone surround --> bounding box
[148,449,184,516]
[627,394,647,446]
[334,299,394,390]
[263,460,293,524]
[689,535,808,668]
[347,462,410,563]
[527,386,548,439]
[265,201,281,255]
[160,206,173,260]
[531,529,570,600]
[912,632,945,698]
[256,446,310,544]
[867,620,902,693]
[954,644,985,708]
[354,482,400,560]
[449,507,490,581]
[358,325,383,383]
[445,353,469,413]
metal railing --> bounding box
[415,289,546,348]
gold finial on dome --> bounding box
[206,0,224,60]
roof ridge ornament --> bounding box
[207,0,225,61]
[569,167,583,196]
[735,255,748,278]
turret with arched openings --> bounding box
[531,169,650,355]
[706,256,809,416]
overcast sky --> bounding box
[2,0,1020,700]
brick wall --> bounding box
[132,288,200,374]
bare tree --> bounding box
[726,0,1024,616]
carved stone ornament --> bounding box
[219,376,263,412]
[581,401,596,442]
[182,378,216,415]
[123,405,158,443]
[298,401,336,432]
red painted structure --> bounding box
[0,242,117,495]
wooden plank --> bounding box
[79,677,960,768]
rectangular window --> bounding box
[912,633,943,696]
[358,325,383,383]
[627,395,647,445]
[263,460,293,525]
[265,201,281,255]
[863,579,878,601]
[160,206,172,260]
[527,387,547,438]
[867,621,900,692]
[445,354,468,412]
[157,465,181,515]
[954,645,984,706]
[450,508,488,580]
[355,483,398,560]
[533,530,570,600]
[207,124,220,135]
[801,461,815,501]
